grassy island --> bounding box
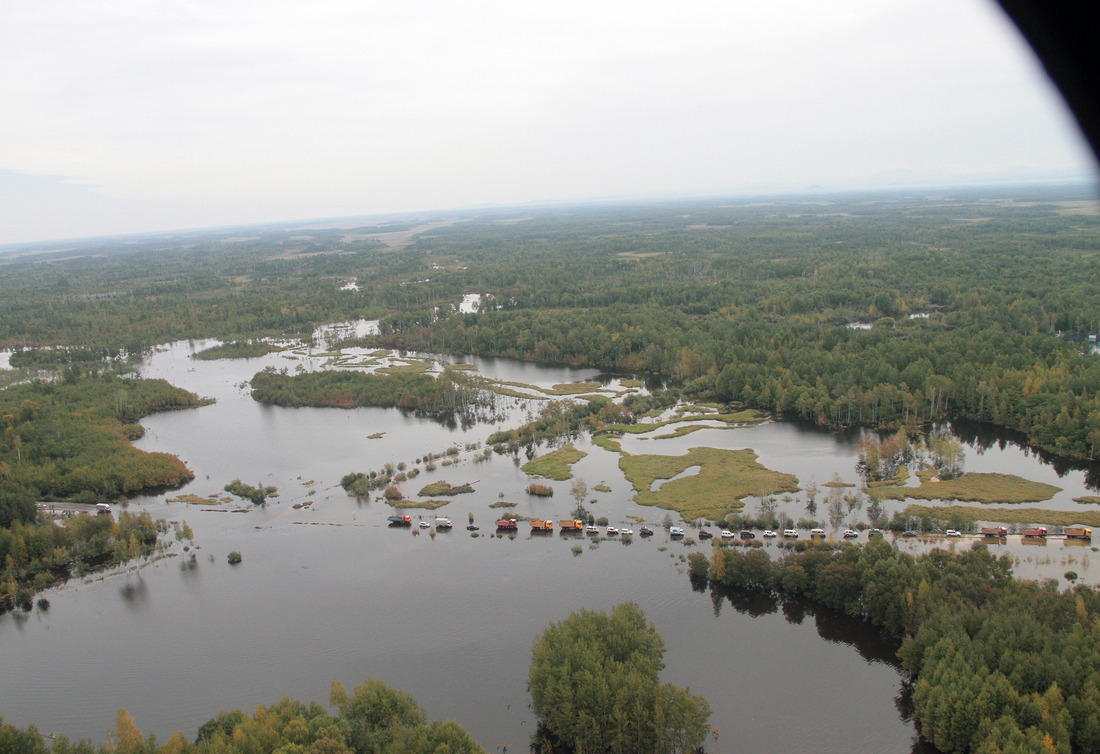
[522,443,587,480]
[193,340,282,360]
[877,470,1061,504]
[620,446,799,520]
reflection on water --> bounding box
[118,577,149,610]
[0,336,1091,752]
[950,418,1100,489]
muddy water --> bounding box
[1,337,1091,752]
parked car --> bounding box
[739,530,756,539]
[945,529,962,537]
[842,529,859,539]
[763,530,777,538]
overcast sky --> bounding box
[1,0,1097,244]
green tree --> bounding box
[528,602,710,753]
[329,679,481,754]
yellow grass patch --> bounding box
[619,446,799,521]
[550,382,603,395]
[903,504,1100,527]
[167,493,230,505]
[878,472,1060,504]
[390,499,450,510]
[523,443,587,480]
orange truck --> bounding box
[530,519,554,532]
[1065,525,1093,540]
[558,519,584,531]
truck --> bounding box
[530,519,553,532]
[1065,525,1093,540]
[495,518,519,530]
[1022,526,1049,538]
[980,526,1008,538]
[558,519,584,531]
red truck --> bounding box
[1022,526,1049,538]
[495,518,518,530]
[980,526,1008,538]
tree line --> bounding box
[6,188,1100,464]
[0,603,710,753]
[0,373,201,511]
[0,678,483,753]
[689,539,1100,752]
[0,373,203,611]
[249,366,494,425]
[1,510,163,613]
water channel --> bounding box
[2,335,1098,752]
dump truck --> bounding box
[495,518,518,530]
[1066,525,1093,540]
[530,519,553,532]
[980,526,1008,537]
[1022,526,1049,538]
[558,519,584,531]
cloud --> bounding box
[0,0,1095,243]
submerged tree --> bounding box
[528,602,711,753]
[926,433,965,480]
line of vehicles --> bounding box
[976,525,1093,541]
[388,514,1094,543]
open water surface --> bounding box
[2,334,1097,752]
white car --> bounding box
[763,530,777,538]
[720,530,734,539]
[620,528,634,536]
[783,529,799,538]
[842,529,859,539]
[945,529,962,537]
[606,527,619,535]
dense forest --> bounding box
[0,372,205,610]
[0,509,164,612]
[0,372,202,510]
[690,539,1100,752]
[529,602,711,753]
[6,186,1099,461]
[249,365,491,424]
[5,186,1100,751]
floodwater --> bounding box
[2,333,1096,752]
